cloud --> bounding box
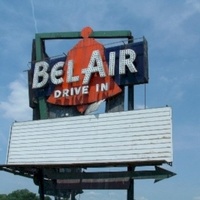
[120,0,200,52]
[0,74,32,121]
[186,0,200,12]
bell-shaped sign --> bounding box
[47,27,122,113]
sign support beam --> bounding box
[127,35,134,200]
[38,169,45,200]
[127,166,135,200]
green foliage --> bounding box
[0,194,7,200]
[0,189,51,200]
[7,189,37,200]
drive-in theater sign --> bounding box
[0,27,175,200]
[30,26,148,115]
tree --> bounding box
[7,189,37,200]
[0,189,51,200]
[0,194,7,200]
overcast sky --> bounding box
[0,0,200,200]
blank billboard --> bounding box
[7,107,172,166]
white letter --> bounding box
[67,60,80,83]
[82,50,106,84]
[74,87,82,95]
[101,83,109,91]
[70,88,74,96]
[108,52,116,76]
[54,90,61,98]
[96,84,100,92]
[119,49,137,74]
[32,61,49,88]
[82,86,89,94]
[62,89,69,97]
[51,61,64,85]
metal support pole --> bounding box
[71,191,76,200]
[127,34,135,199]
[127,86,135,200]
[128,35,134,111]
[127,166,135,200]
[39,169,45,200]
[128,85,134,110]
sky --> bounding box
[0,0,200,199]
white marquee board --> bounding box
[7,107,173,166]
